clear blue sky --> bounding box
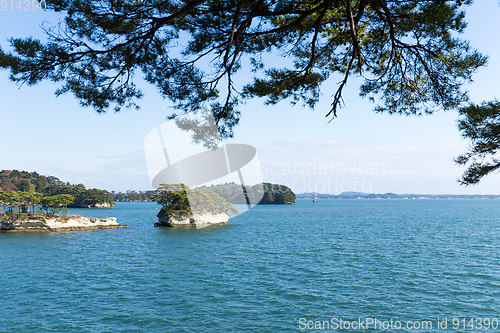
[1,1,500,194]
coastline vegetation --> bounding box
[0,191,74,219]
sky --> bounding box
[1,1,500,194]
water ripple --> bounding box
[1,200,500,332]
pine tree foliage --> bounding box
[455,101,500,185]
[0,0,486,138]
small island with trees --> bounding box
[153,184,238,227]
[0,170,127,233]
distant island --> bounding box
[0,170,114,208]
[112,190,156,202]
[198,182,296,205]
[297,191,500,199]
[115,182,297,205]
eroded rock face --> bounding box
[157,213,230,227]
[0,218,49,231]
[0,216,127,232]
[0,220,17,230]
[92,202,114,208]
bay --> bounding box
[1,199,500,332]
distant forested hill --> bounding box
[0,170,114,208]
[296,192,500,199]
[113,190,156,202]
[0,170,60,192]
[198,182,296,204]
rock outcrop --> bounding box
[155,212,229,227]
[0,215,128,233]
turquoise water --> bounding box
[1,199,500,332]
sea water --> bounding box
[1,199,500,332]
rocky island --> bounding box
[0,215,128,233]
[0,176,127,232]
[153,184,236,228]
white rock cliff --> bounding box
[157,212,230,227]
[0,216,128,232]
